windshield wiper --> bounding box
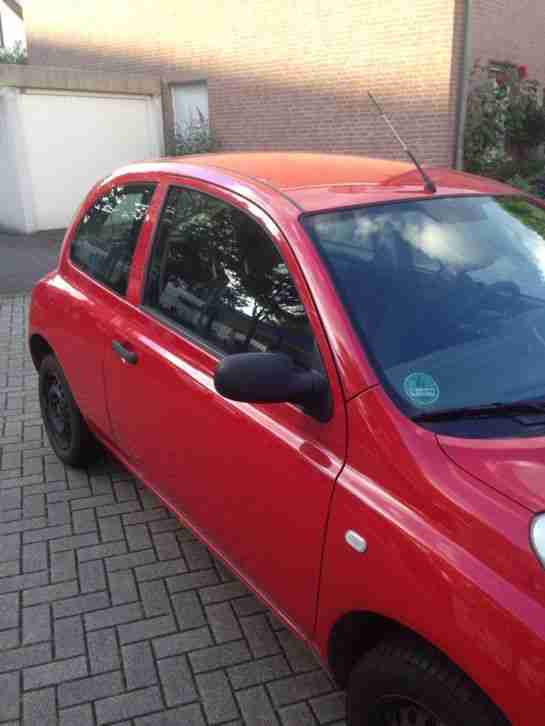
[412,399,545,423]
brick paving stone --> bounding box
[0,293,345,726]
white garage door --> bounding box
[19,90,162,231]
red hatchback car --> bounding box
[30,153,545,726]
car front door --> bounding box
[104,181,346,635]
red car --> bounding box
[30,153,545,726]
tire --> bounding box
[39,353,96,467]
[347,633,509,726]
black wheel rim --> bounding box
[372,697,446,726]
[42,373,72,450]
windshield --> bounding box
[303,195,545,432]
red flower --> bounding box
[518,64,528,79]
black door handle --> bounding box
[112,340,138,365]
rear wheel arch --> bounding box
[29,334,55,371]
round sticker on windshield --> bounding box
[403,372,440,407]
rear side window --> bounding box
[70,184,156,296]
[144,186,319,370]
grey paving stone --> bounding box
[228,654,291,690]
[106,549,156,572]
[22,523,72,544]
[0,569,48,594]
[0,642,52,674]
[140,579,171,618]
[54,616,85,658]
[205,602,242,643]
[96,500,141,518]
[279,702,318,726]
[157,654,197,707]
[134,704,206,726]
[23,687,56,726]
[50,532,99,553]
[47,501,71,526]
[0,628,20,650]
[87,627,120,673]
[22,603,51,644]
[108,569,138,605]
[23,493,45,518]
[135,558,186,582]
[50,549,77,582]
[267,672,333,708]
[118,614,177,645]
[72,508,97,534]
[59,703,95,726]
[166,569,219,594]
[95,685,163,725]
[232,595,267,617]
[310,692,347,723]
[199,582,249,605]
[70,495,115,511]
[126,523,152,551]
[58,670,125,708]
[122,641,158,689]
[23,580,78,606]
[23,654,87,690]
[240,614,281,658]
[0,671,21,720]
[84,602,143,631]
[79,559,106,593]
[237,685,279,726]
[277,630,320,673]
[0,515,47,535]
[171,590,205,630]
[53,591,110,618]
[21,541,47,573]
[153,627,213,659]
[190,640,252,674]
[98,515,124,542]
[196,670,238,724]
[77,541,127,563]
[0,533,21,562]
[152,531,180,561]
[123,509,168,525]
[180,541,211,570]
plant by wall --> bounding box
[464,61,545,175]
[0,41,28,64]
[174,109,219,156]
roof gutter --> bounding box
[454,0,473,169]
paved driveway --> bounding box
[0,231,65,295]
[0,293,346,726]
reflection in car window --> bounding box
[145,187,318,369]
[71,184,156,296]
[304,196,545,426]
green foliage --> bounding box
[464,61,545,175]
[0,41,28,64]
[174,109,219,156]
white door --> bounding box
[19,90,163,231]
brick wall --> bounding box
[471,0,545,84]
[26,0,463,166]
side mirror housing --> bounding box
[214,353,331,422]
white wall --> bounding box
[0,89,163,232]
[0,88,31,232]
[0,1,26,49]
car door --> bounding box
[54,181,157,438]
[104,181,346,635]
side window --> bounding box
[144,186,319,370]
[70,184,156,296]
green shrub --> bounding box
[174,109,219,156]
[0,42,28,64]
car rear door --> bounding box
[52,179,158,440]
[104,179,347,636]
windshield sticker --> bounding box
[403,372,440,407]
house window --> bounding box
[171,81,209,133]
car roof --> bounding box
[114,152,517,214]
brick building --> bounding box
[19,1,545,168]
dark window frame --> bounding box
[69,182,157,298]
[140,183,322,368]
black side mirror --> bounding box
[214,353,331,422]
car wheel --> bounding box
[347,634,509,726]
[39,353,96,467]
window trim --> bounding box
[140,183,323,367]
[68,182,157,298]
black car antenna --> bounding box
[368,91,437,194]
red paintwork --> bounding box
[29,153,545,726]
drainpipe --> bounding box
[454,0,473,169]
